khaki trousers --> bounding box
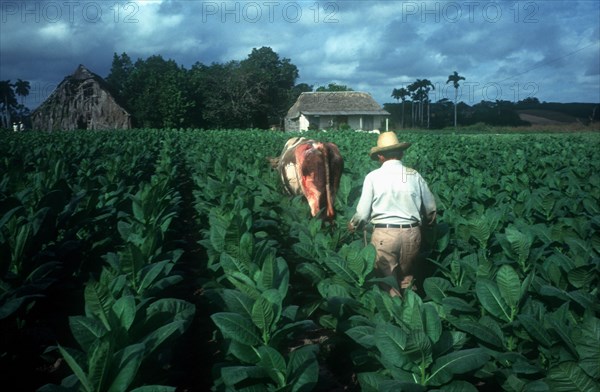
[371,227,421,296]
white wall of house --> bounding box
[294,114,389,132]
[348,117,366,130]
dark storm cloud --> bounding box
[1,0,598,109]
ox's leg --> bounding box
[323,142,344,221]
[304,178,323,217]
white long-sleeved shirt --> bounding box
[350,160,437,229]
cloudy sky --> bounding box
[1,0,599,109]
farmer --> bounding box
[348,132,437,297]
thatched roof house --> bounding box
[285,91,389,132]
[31,64,131,131]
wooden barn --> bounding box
[31,64,131,131]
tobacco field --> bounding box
[1,129,599,391]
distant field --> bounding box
[517,108,598,127]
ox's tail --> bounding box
[316,142,335,221]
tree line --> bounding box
[106,47,308,129]
[106,47,369,129]
[0,79,31,128]
[2,47,598,130]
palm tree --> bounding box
[0,80,17,128]
[420,79,435,128]
[407,80,422,127]
[391,87,409,128]
[447,71,465,128]
[14,79,30,106]
[407,79,434,128]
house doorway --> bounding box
[334,115,348,129]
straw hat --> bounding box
[369,132,411,160]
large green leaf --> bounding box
[287,344,319,392]
[292,242,317,260]
[346,325,376,348]
[567,290,599,312]
[475,279,512,322]
[252,296,276,343]
[69,316,108,353]
[260,256,289,299]
[380,380,425,392]
[211,312,261,346]
[226,270,262,299]
[142,320,187,355]
[468,211,500,249]
[496,264,521,310]
[503,226,533,264]
[423,277,452,304]
[568,266,596,289]
[374,323,410,369]
[296,262,326,284]
[546,362,599,392]
[357,371,389,392]
[220,289,254,318]
[451,319,504,348]
[517,314,554,347]
[58,345,93,392]
[219,252,250,276]
[129,387,176,392]
[573,314,600,379]
[146,298,195,325]
[88,338,112,392]
[401,290,425,331]
[344,242,375,285]
[442,296,477,314]
[422,303,442,344]
[108,344,146,392]
[111,295,136,331]
[426,348,489,386]
[546,313,578,358]
[220,365,268,387]
[404,330,433,370]
[84,281,114,331]
[11,223,31,270]
[137,260,170,294]
[358,243,376,279]
[322,253,358,284]
[227,340,260,364]
[271,320,317,349]
[434,380,479,392]
[256,346,286,387]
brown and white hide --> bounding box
[277,137,344,221]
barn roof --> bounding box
[286,91,390,119]
[31,64,131,131]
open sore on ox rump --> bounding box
[277,137,344,221]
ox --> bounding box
[272,137,344,221]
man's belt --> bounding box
[374,222,420,229]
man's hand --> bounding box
[347,221,356,233]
